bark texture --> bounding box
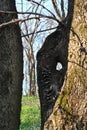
[0,1,23,130]
[37,0,74,129]
[44,0,87,130]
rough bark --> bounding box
[0,1,23,130]
[44,0,87,130]
[37,0,74,129]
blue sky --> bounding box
[15,0,68,95]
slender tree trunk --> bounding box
[37,0,74,130]
[0,1,23,130]
[33,63,36,95]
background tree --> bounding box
[18,0,58,95]
[0,0,23,130]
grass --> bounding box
[20,96,41,130]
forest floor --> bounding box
[20,96,41,130]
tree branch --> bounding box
[22,26,57,37]
[31,0,56,18]
[0,17,39,28]
[0,10,59,23]
[52,0,62,22]
[68,60,87,70]
[61,0,65,18]
[71,28,83,46]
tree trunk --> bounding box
[44,0,87,130]
[37,0,74,129]
[0,1,23,130]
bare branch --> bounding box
[0,17,39,29]
[61,0,65,18]
[32,0,56,18]
[0,10,59,22]
[22,26,57,37]
[29,0,42,43]
[68,60,87,70]
[71,28,83,47]
[52,0,62,22]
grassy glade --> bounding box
[20,96,41,130]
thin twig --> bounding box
[29,0,42,44]
[52,0,62,22]
[68,60,87,70]
[71,28,82,44]
[32,0,56,18]
[21,26,57,37]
